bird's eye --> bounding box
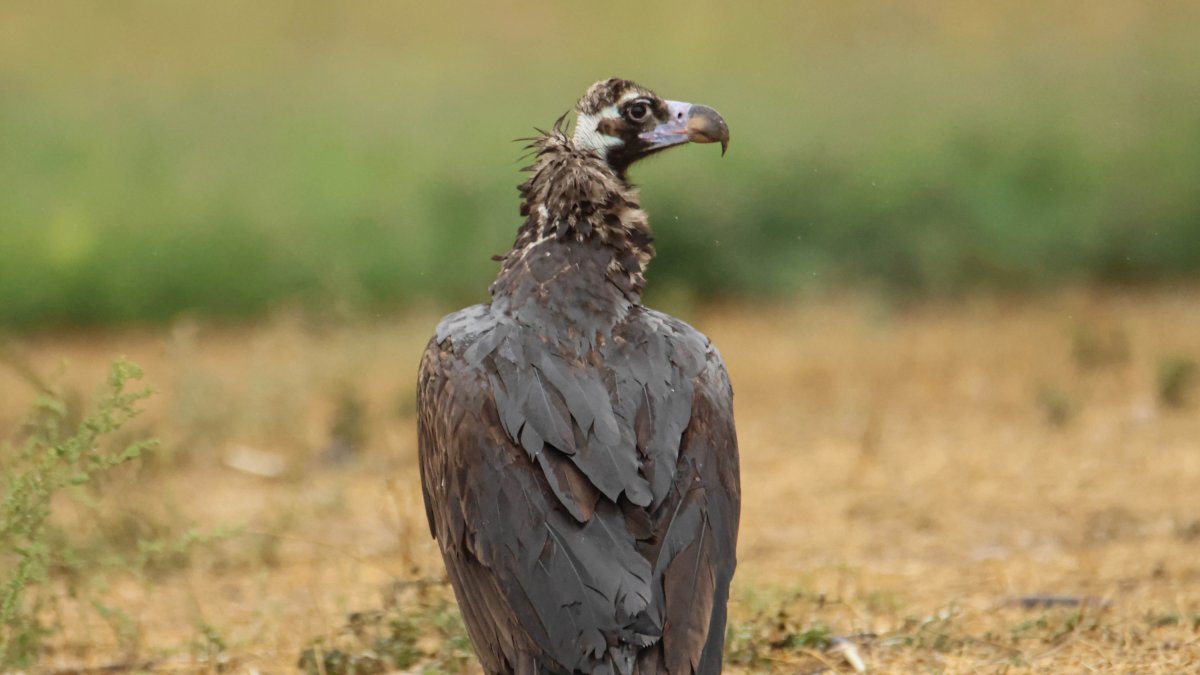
[625,102,651,123]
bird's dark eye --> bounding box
[625,101,651,123]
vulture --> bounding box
[417,78,739,675]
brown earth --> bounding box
[3,286,1199,673]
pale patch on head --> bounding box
[617,90,643,105]
[573,104,623,155]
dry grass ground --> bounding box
[3,286,1199,673]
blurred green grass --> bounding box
[2,1,1199,327]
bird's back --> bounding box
[418,302,738,674]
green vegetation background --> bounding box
[3,1,1199,328]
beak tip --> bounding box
[685,104,730,157]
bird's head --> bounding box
[571,78,729,175]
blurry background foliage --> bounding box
[2,1,1199,328]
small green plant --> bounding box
[723,588,840,668]
[0,359,155,668]
[1036,384,1074,427]
[299,584,471,675]
[1145,611,1180,628]
[425,595,474,671]
[1071,325,1130,371]
[322,387,368,465]
[1157,356,1197,408]
[191,621,230,669]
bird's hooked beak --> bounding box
[639,100,730,156]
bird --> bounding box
[417,78,739,675]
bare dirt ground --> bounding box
[3,287,1199,673]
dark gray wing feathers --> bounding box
[419,305,739,674]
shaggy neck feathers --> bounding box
[490,121,655,319]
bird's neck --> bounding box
[490,132,656,331]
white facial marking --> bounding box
[573,104,623,154]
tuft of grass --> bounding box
[193,622,228,669]
[724,588,841,669]
[298,581,471,675]
[1008,608,1104,646]
[895,606,966,654]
